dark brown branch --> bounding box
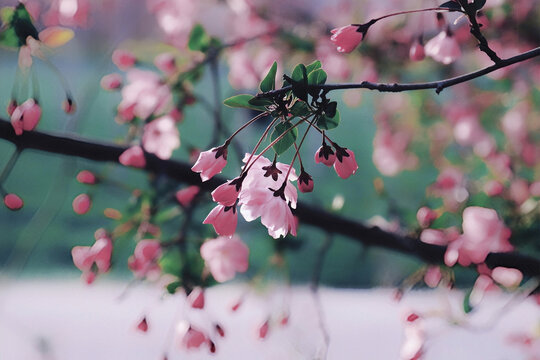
[257,46,540,98]
[1,118,539,278]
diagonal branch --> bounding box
[1,118,539,278]
[256,46,540,98]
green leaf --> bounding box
[289,101,310,117]
[248,96,273,107]
[439,1,462,11]
[166,280,182,294]
[307,68,327,85]
[305,60,322,74]
[223,94,267,111]
[0,27,19,48]
[188,24,210,52]
[291,64,307,83]
[463,290,474,314]
[316,109,340,130]
[259,61,277,93]
[473,0,486,10]
[271,122,298,155]
[0,7,14,25]
[159,250,182,276]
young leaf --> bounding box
[307,68,327,85]
[291,63,308,83]
[316,109,340,130]
[188,24,210,52]
[439,1,462,11]
[224,94,267,111]
[271,122,298,155]
[259,61,277,93]
[305,60,322,74]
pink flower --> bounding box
[416,207,437,228]
[237,154,298,238]
[187,287,205,309]
[76,170,97,184]
[446,206,513,267]
[137,317,148,332]
[298,170,314,193]
[258,320,270,340]
[469,274,498,307]
[424,266,442,288]
[147,0,197,48]
[72,193,91,215]
[425,30,461,65]
[372,123,418,176]
[200,235,249,282]
[191,146,228,182]
[203,204,238,236]
[112,49,136,70]
[117,69,172,121]
[491,267,522,288]
[175,186,200,207]
[128,239,162,279]
[10,99,42,135]
[71,236,113,284]
[330,25,363,53]
[211,180,241,206]
[142,115,180,160]
[43,0,90,28]
[100,73,122,90]
[119,146,146,168]
[4,193,24,211]
[154,53,177,75]
[314,143,336,166]
[409,39,425,61]
[484,180,504,197]
[175,321,208,350]
[334,147,358,179]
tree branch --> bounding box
[1,118,539,278]
[256,46,540,99]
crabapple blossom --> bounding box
[200,235,249,282]
[154,53,177,75]
[298,170,314,193]
[100,73,122,90]
[409,39,425,61]
[117,69,172,121]
[119,146,146,168]
[469,274,498,307]
[112,49,136,70]
[416,207,437,228]
[72,193,91,215]
[424,266,442,288]
[175,186,200,207]
[71,235,113,284]
[10,99,42,135]
[314,143,336,166]
[211,180,241,206]
[203,204,238,236]
[425,30,461,65]
[372,123,418,176]
[128,239,162,279]
[3,193,24,211]
[445,207,513,267]
[187,287,205,309]
[147,0,197,49]
[191,146,228,182]
[333,147,358,179]
[142,115,180,160]
[330,25,363,53]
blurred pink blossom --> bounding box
[142,115,180,160]
[3,193,24,211]
[10,99,42,136]
[425,30,461,65]
[128,239,162,279]
[71,235,112,284]
[175,186,200,207]
[200,235,249,282]
[119,146,146,168]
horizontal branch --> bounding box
[257,46,540,98]
[1,118,539,278]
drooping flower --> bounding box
[333,146,358,179]
[330,25,363,53]
[128,239,162,279]
[10,99,42,135]
[314,142,336,166]
[119,146,146,168]
[3,193,24,211]
[409,38,425,61]
[298,170,314,193]
[203,204,238,236]
[425,30,461,65]
[211,177,243,206]
[200,235,249,282]
[142,115,180,160]
[191,146,228,182]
